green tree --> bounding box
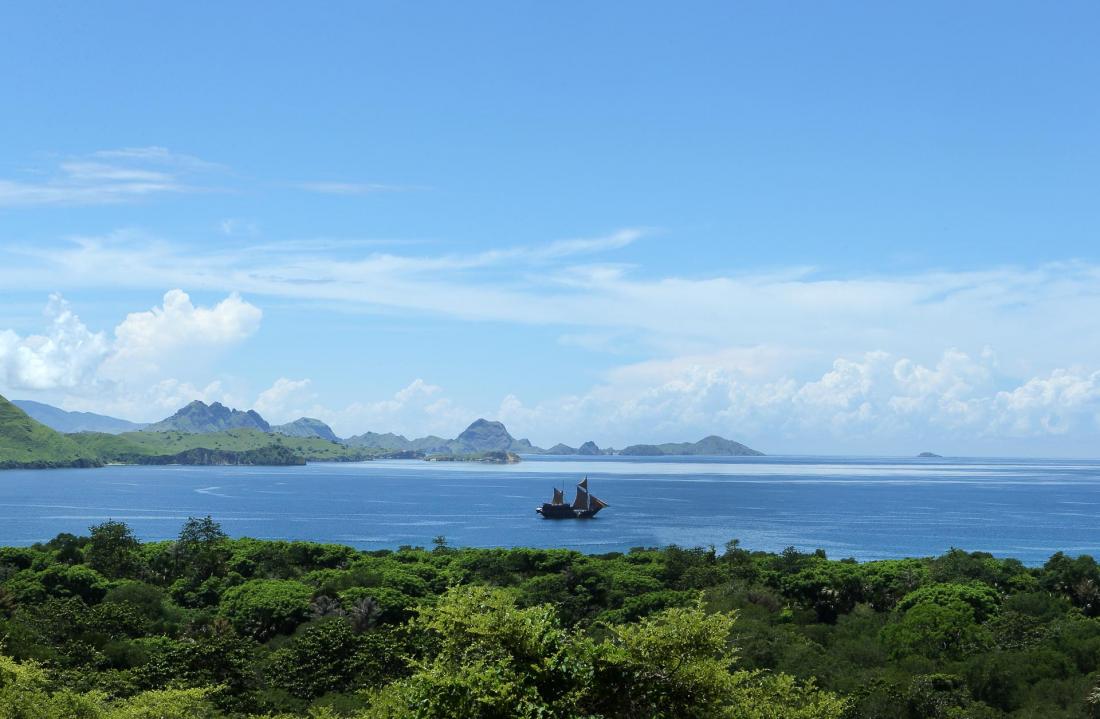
[883,601,991,660]
[896,582,1001,623]
[220,579,313,640]
[367,585,590,718]
[0,654,103,719]
[105,688,217,719]
[38,564,109,603]
[86,521,140,580]
[364,586,845,719]
[266,618,368,699]
[176,516,229,580]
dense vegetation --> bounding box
[4,522,1100,718]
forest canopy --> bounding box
[2,520,1100,718]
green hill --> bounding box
[272,417,339,442]
[72,428,374,463]
[144,400,271,433]
[344,430,452,453]
[620,435,764,456]
[0,394,101,468]
[344,419,540,456]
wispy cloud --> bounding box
[4,229,1100,389]
[90,146,224,171]
[295,181,419,195]
[1,147,420,206]
[0,147,222,207]
[219,218,259,237]
[533,228,646,261]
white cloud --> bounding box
[253,378,317,424]
[6,234,1100,383]
[89,147,223,171]
[991,369,1100,436]
[102,290,262,379]
[219,218,259,237]
[0,295,110,391]
[493,349,1100,454]
[88,378,238,422]
[0,291,261,407]
[323,379,469,438]
[0,147,220,207]
[532,228,645,261]
[296,181,413,195]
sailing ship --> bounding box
[536,477,608,519]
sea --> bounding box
[1,455,1098,565]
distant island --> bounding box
[425,450,522,464]
[917,452,943,458]
[545,440,605,455]
[0,394,764,470]
[619,435,764,457]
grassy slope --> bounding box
[0,394,99,467]
[73,428,373,462]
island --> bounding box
[425,450,521,464]
[619,435,764,457]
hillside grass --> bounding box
[0,395,100,468]
[71,428,375,462]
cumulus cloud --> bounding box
[0,295,111,390]
[992,369,1100,436]
[244,349,1100,451]
[86,379,240,421]
[0,290,262,402]
[102,290,262,378]
[495,350,1100,453]
[325,379,470,438]
[252,378,317,424]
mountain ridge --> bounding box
[4,398,766,465]
[145,400,271,434]
[12,400,147,434]
[272,417,339,442]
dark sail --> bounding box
[571,477,590,509]
[552,487,565,505]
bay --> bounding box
[0,454,1098,565]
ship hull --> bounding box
[536,503,603,519]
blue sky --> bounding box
[1,2,1099,455]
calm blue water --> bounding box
[1,455,1098,564]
